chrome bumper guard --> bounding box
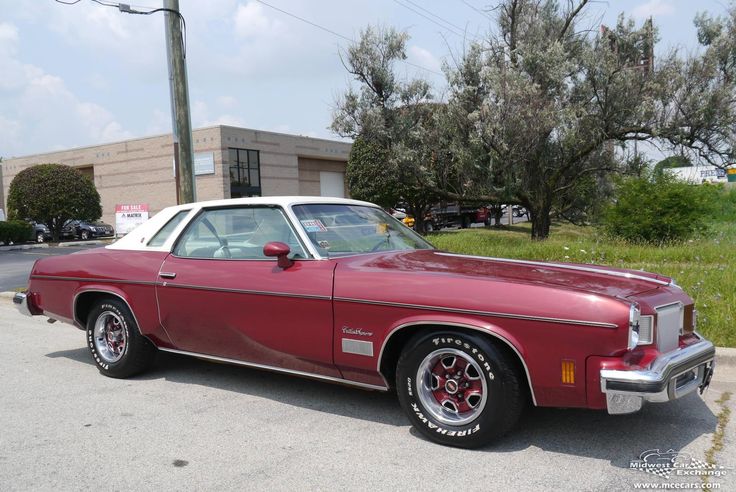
[600,335,716,414]
[13,292,33,317]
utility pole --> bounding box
[164,0,196,204]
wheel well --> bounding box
[74,291,119,328]
[379,323,532,402]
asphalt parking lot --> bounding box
[0,245,102,291]
[0,300,733,491]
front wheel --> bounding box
[396,331,525,448]
[86,298,156,378]
[80,230,89,240]
[36,232,44,243]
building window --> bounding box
[228,148,261,198]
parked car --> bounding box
[26,221,52,243]
[426,204,490,230]
[14,197,715,448]
[61,220,115,240]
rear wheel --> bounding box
[36,232,44,243]
[86,298,156,378]
[80,230,90,240]
[396,331,525,448]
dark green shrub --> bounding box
[0,220,33,245]
[7,163,101,241]
[603,173,717,243]
[712,185,736,222]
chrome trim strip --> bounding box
[334,297,618,329]
[31,275,157,286]
[158,347,388,391]
[377,320,538,405]
[160,282,332,301]
[434,252,671,286]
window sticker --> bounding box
[318,240,330,249]
[301,219,328,233]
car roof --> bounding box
[108,196,381,253]
[161,196,376,213]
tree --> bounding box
[7,164,102,241]
[334,5,735,240]
[332,26,441,232]
[436,1,735,239]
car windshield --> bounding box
[292,203,434,257]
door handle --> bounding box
[159,272,177,279]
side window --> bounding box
[147,210,190,247]
[174,206,307,260]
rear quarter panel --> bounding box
[29,249,171,345]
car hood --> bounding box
[335,249,670,298]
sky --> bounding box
[0,0,731,158]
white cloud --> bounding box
[234,2,284,39]
[0,22,19,54]
[203,114,246,127]
[407,45,442,73]
[632,0,675,20]
[146,109,171,135]
[191,99,245,128]
[216,95,238,109]
[0,21,132,156]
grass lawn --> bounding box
[428,222,736,348]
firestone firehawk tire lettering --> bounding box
[396,331,525,448]
[86,298,157,379]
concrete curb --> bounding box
[716,347,736,367]
[0,288,733,368]
[55,240,106,248]
[0,243,50,252]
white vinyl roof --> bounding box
[107,196,379,254]
[161,195,375,212]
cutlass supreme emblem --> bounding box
[342,326,373,337]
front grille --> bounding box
[656,303,684,353]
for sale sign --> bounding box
[115,204,149,236]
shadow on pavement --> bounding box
[46,345,717,464]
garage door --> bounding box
[320,171,345,198]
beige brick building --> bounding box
[0,125,352,227]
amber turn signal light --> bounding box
[561,359,575,385]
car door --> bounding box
[155,205,340,377]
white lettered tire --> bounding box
[86,298,156,378]
[396,331,525,448]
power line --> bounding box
[254,0,353,43]
[402,0,467,34]
[392,0,464,37]
[254,0,443,76]
[460,0,494,22]
[54,0,187,57]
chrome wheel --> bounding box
[93,311,127,363]
[416,348,488,426]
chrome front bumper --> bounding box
[13,292,33,317]
[600,335,716,414]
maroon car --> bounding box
[14,197,715,448]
